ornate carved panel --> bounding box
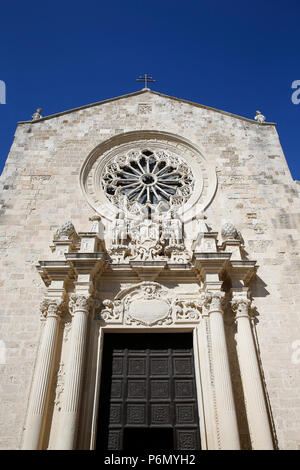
[99,282,202,327]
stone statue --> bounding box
[32,108,42,121]
[254,110,266,124]
[112,211,128,245]
[168,211,182,245]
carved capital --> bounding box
[40,298,64,320]
[203,291,225,313]
[231,295,251,320]
[69,294,91,316]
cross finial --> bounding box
[136,74,156,90]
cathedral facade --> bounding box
[0,89,300,450]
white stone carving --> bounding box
[221,221,242,242]
[68,294,90,315]
[254,110,266,124]
[53,221,76,241]
[112,211,128,244]
[99,299,123,323]
[231,294,251,319]
[40,298,64,321]
[108,206,191,264]
[129,217,163,261]
[124,283,172,326]
[204,291,225,312]
[161,210,182,245]
[165,243,190,263]
[99,282,203,327]
[173,300,202,323]
[32,108,42,120]
[109,244,131,263]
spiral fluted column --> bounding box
[205,291,240,449]
[231,292,274,449]
[22,299,63,449]
[56,294,90,450]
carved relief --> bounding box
[99,299,123,323]
[138,103,152,114]
[53,221,76,241]
[108,207,190,264]
[99,282,203,327]
[173,300,201,323]
[124,283,172,326]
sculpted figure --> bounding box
[32,108,42,120]
[254,110,266,124]
[169,211,182,245]
[112,211,127,245]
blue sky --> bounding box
[0,0,299,179]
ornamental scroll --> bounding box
[98,282,202,326]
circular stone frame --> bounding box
[80,130,217,222]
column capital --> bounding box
[231,291,251,320]
[203,290,225,314]
[40,298,64,320]
[69,293,91,316]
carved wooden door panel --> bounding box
[96,333,201,450]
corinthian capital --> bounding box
[40,298,64,320]
[231,295,251,319]
[203,291,225,313]
[69,293,91,316]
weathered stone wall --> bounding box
[0,90,300,449]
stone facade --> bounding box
[0,89,300,449]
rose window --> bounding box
[101,149,194,209]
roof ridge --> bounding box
[17,89,276,126]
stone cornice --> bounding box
[17,89,277,127]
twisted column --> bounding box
[56,294,91,449]
[204,291,240,449]
[231,293,274,449]
[22,299,63,449]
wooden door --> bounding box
[96,333,201,450]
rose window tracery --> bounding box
[101,148,194,210]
